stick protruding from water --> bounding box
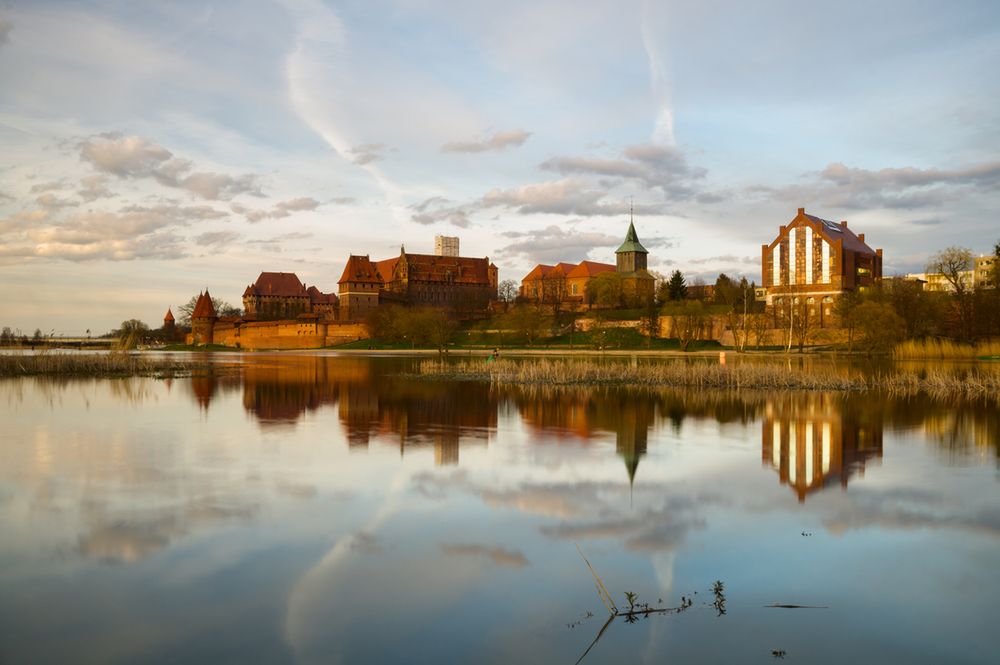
[576,544,618,615]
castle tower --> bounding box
[615,216,648,274]
[163,308,176,340]
[338,256,382,322]
[191,290,217,345]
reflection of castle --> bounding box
[761,394,883,502]
[192,356,495,465]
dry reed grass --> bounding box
[0,352,208,378]
[894,338,1000,359]
[420,358,1000,397]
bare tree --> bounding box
[497,279,519,304]
[928,246,973,339]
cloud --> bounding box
[687,254,757,266]
[752,161,1000,210]
[78,133,262,201]
[0,202,226,262]
[194,230,242,246]
[29,180,66,194]
[0,19,13,48]
[441,129,532,153]
[349,143,389,165]
[331,196,355,204]
[231,197,320,223]
[540,143,707,198]
[34,193,76,209]
[497,224,622,264]
[440,543,528,568]
[77,175,113,202]
[409,197,472,227]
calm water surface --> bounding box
[1,354,998,664]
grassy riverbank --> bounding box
[0,353,213,378]
[417,358,1000,397]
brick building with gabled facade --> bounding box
[761,208,882,326]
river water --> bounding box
[0,354,997,664]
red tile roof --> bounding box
[338,255,383,284]
[163,308,175,322]
[566,261,615,278]
[543,262,577,280]
[192,291,216,318]
[375,257,399,284]
[522,264,555,282]
[398,253,492,285]
[245,271,307,297]
[306,285,338,304]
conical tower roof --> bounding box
[164,308,175,322]
[615,221,648,254]
[192,290,217,318]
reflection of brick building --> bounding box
[761,395,883,502]
[761,208,882,326]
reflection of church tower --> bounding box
[615,400,650,489]
[761,394,883,502]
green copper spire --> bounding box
[615,220,648,254]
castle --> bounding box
[184,241,497,349]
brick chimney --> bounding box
[797,207,805,215]
[858,233,865,243]
[840,220,848,228]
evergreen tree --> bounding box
[667,270,688,301]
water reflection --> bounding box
[1,356,999,664]
[761,393,884,502]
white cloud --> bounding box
[441,129,532,153]
[78,133,262,201]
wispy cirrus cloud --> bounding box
[441,129,532,153]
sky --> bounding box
[0,0,998,334]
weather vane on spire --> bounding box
[629,195,634,223]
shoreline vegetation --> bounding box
[415,358,1000,397]
[0,353,215,378]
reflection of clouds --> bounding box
[412,472,718,553]
[819,488,1000,538]
[78,519,173,564]
[540,497,708,553]
[78,499,259,564]
[441,543,529,568]
[349,531,382,555]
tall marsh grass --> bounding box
[0,353,207,378]
[894,338,1000,359]
[419,358,1000,397]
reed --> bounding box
[0,353,209,378]
[418,358,1000,397]
[894,338,1000,359]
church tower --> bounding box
[615,209,648,274]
